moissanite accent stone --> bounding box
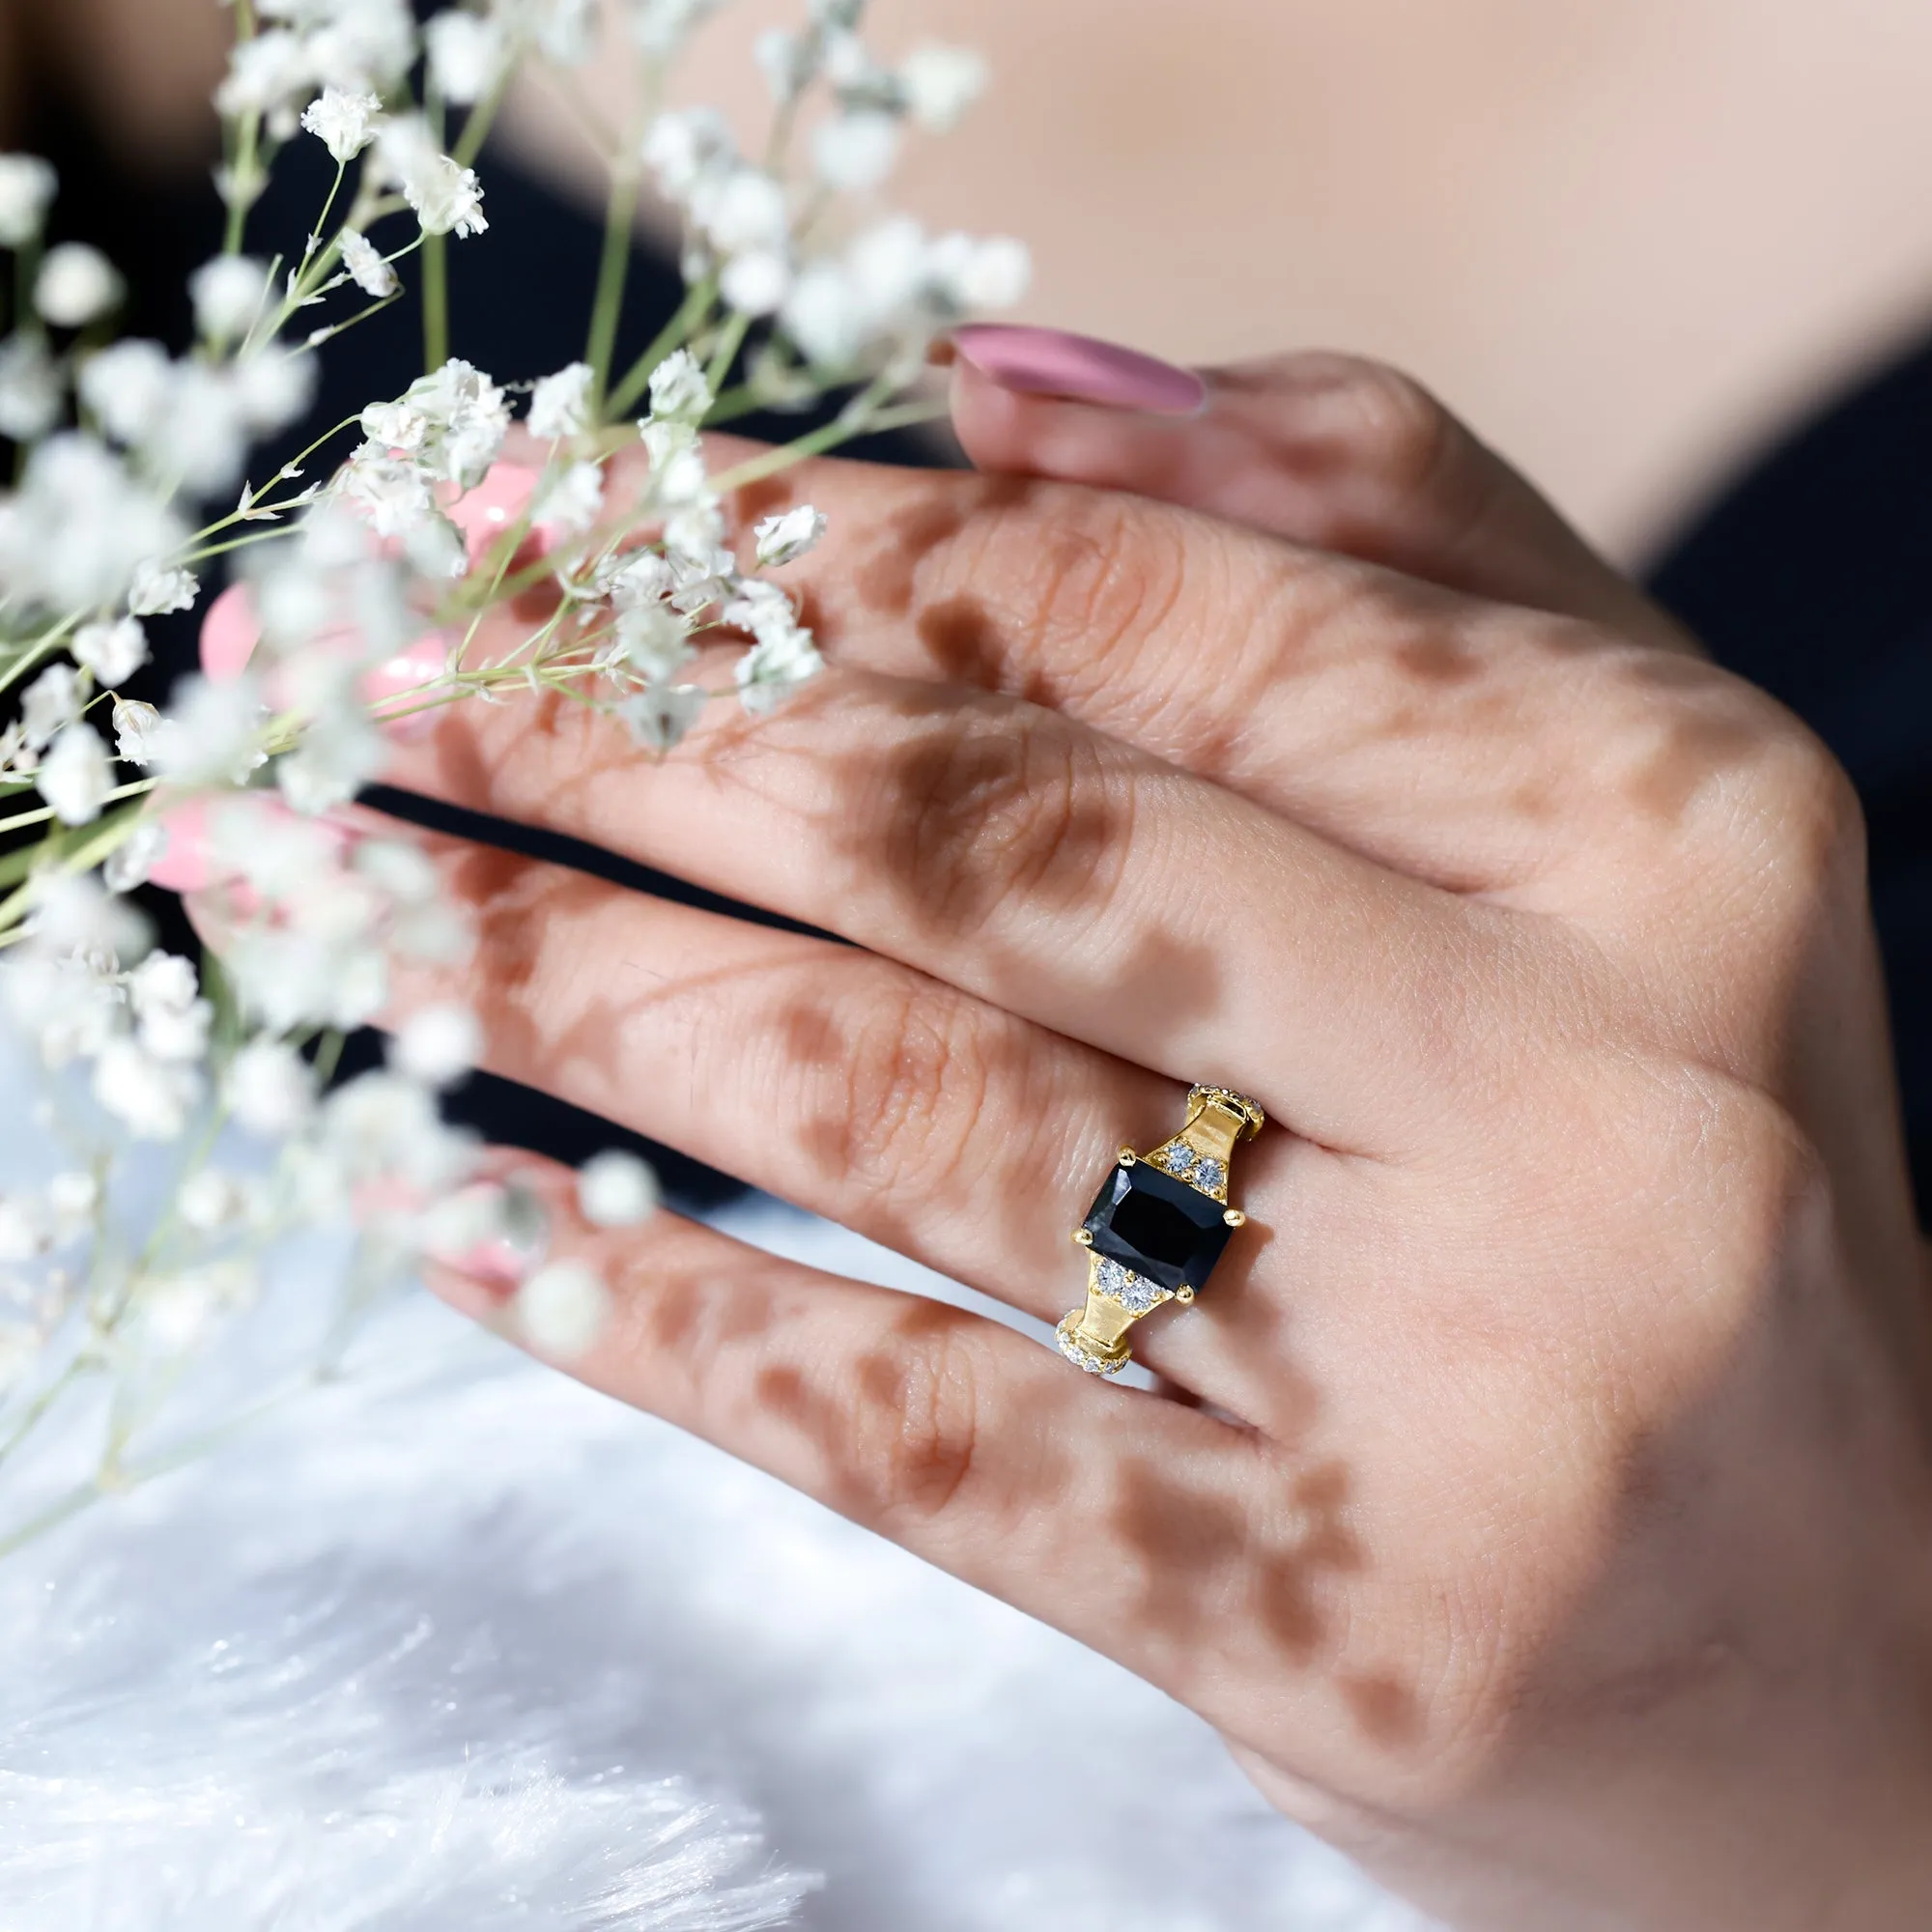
[1081,1159,1234,1297]
[1094,1257,1169,1315]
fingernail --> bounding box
[364,633,453,740]
[951,324,1208,417]
[150,794,354,896]
[200,582,261,683]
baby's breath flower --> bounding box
[389,1003,481,1089]
[93,1037,203,1142]
[179,1169,251,1235]
[642,107,735,200]
[224,1037,317,1136]
[110,697,163,767]
[898,44,988,131]
[21,664,79,748]
[619,682,706,753]
[645,347,712,423]
[38,723,112,826]
[216,29,314,128]
[189,255,271,348]
[378,117,489,238]
[0,154,57,247]
[35,242,124,328]
[754,504,827,569]
[514,1259,611,1358]
[73,615,149,687]
[425,10,508,104]
[0,435,184,612]
[103,820,165,892]
[300,84,383,162]
[129,952,212,1063]
[78,340,174,446]
[528,360,594,440]
[339,227,398,298]
[233,349,320,436]
[532,460,605,537]
[578,1150,658,1227]
[128,559,200,617]
[753,28,813,102]
[0,335,61,441]
[720,249,789,318]
[154,672,267,787]
[811,110,900,191]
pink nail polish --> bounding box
[448,461,548,558]
[147,799,217,894]
[149,794,354,896]
[200,582,261,683]
[364,633,453,740]
[952,324,1208,417]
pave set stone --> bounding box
[1151,1141,1226,1198]
[1094,1256,1169,1316]
[1055,1314,1125,1376]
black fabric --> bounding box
[1647,339,1932,1222]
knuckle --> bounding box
[1747,722,1866,893]
[892,707,1129,930]
[814,977,990,1203]
[844,1321,984,1529]
[1319,357,1463,501]
[984,490,1191,687]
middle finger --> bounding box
[384,666,1504,1155]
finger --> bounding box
[427,1151,1382,1766]
[947,336,1692,653]
[381,668,1495,1154]
[356,821,1354,1422]
[686,435,1747,901]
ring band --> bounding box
[1056,1085,1265,1377]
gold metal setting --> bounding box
[1056,1085,1265,1378]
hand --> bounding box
[349,344,1932,1928]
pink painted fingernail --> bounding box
[147,799,217,894]
[448,461,551,559]
[200,582,261,682]
[363,633,452,740]
[951,324,1208,417]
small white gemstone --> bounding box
[1095,1258,1168,1316]
[1193,1157,1226,1195]
[1161,1143,1196,1175]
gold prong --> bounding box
[1175,1285,1196,1304]
[1118,1147,1138,1167]
[1223,1208,1246,1228]
[1072,1228,1094,1247]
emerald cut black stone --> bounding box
[1082,1161,1232,1295]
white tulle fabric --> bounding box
[0,1200,1435,1931]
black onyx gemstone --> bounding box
[1082,1161,1232,1296]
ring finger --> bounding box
[335,818,1354,1422]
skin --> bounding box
[246,352,1932,1928]
[17,0,1932,553]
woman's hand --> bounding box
[341,343,1931,1928]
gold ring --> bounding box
[1055,1085,1265,1377]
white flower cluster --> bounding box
[642,3,1027,375]
[0,0,1021,1540]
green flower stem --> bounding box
[703,308,752,396]
[706,391,952,494]
[585,162,643,408]
[422,229,449,371]
[0,778,155,841]
[452,70,512,169]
